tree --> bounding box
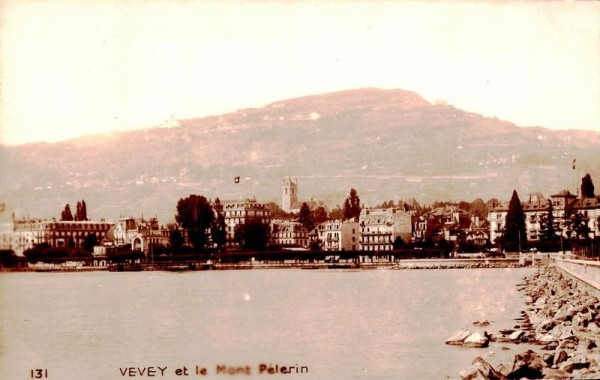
[458,201,471,212]
[81,200,87,220]
[234,218,270,250]
[539,201,558,242]
[169,228,184,254]
[313,206,328,225]
[581,174,595,198]
[76,202,81,220]
[61,204,73,221]
[82,233,98,252]
[537,200,561,252]
[469,198,488,218]
[565,210,591,240]
[309,239,322,251]
[265,202,290,219]
[298,202,315,232]
[175,195,214,251]
[393,236,405,250]
[328,206,343,220]
[0,249,17,268]
[23,246,44,262]
[75,200,88,221]
[343,188,361,221]
[211,198,227,250]
[69,248,93,258]
[502,190,527,252]
[539,202,556,240]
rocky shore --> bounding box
[450,266,600,379]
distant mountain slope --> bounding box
[1,88,598,222]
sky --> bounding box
[1,0,599,146]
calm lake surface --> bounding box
[1,268,535,379]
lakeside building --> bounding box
[413,215,443,243]
[0,219,13,250]
[104,216,171,254]
[359,207,412,251]
[222,198,272,247]
[413,205,471,244]
[489,191,600,244]
[573,196,600,239]
[465,215,490,247]
[489,193,549,244]
[11,217,112,256]
[488,202,508,246]
[271,220,308,248]
[310,218,359,251]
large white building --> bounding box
[271,220,308,248]
[108,216,171,254]
[10,217,112,256]
[222,198,272,247]
[489,191,600,244]
[359,207,412,251]
[574,196,600,239]
[311,219,359,251]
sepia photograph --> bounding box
[1,1,599,379]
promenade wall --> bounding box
[554,257,600,299]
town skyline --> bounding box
[3,173,599,261]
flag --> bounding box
[234,176,240,184]
[572,159,576,170]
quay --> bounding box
[1,249,580,273]
[554,257,600,299]
[8,256,529,272]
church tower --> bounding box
[282,177,298,213]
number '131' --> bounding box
[31,369,48,378]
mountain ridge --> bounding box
[1,88,598,223]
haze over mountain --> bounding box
[1,88,598,223]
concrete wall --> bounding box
[554,258,600,299]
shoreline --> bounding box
[2,258,531,273]
[456,265,600,379]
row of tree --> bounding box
[60,200,88,221]
[23,243,94,261]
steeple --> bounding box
[282,176,298,213]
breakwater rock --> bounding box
[446,329,491,348]
[454,266,600,379]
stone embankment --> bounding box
[450,266,600,379]
[394,261,524,270]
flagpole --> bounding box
[573,158,578,197]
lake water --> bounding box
[0,268,535,379]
